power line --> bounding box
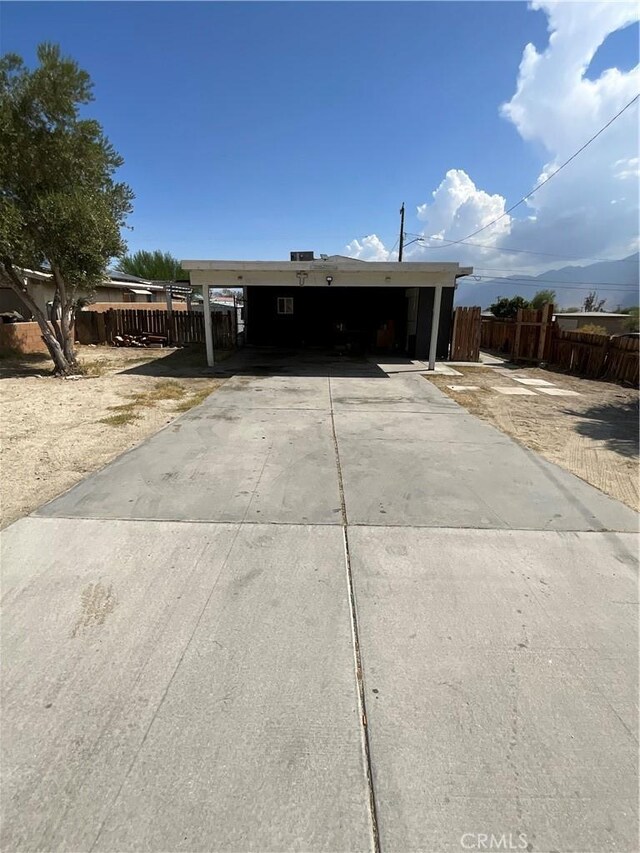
[404,232,640,265]
[457,273,638,292]
[442,93,640,246]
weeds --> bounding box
[100,380,192,426]
[172,385,216,412]
[99,411,141,427]
[78,359,107,377]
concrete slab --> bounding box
[37,405,342,524]
[1,518,372,852]
[447,384,480,392]
[492,386,538,396]
[330,375,460,413]
[349,526,639,853]
[511,377,556,387]
[537,387,582,397]
[333,410,510,446]
[206,373,331,410]
[336,422,638,531]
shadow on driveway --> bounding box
[122,346,397,379]
[565,397,639,458]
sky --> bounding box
[2,1,639,276]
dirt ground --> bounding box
[1,345,225,528]
[425,362,639,511]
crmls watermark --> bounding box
[460,832,529,850]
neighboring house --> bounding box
[183,253,472,367]
[555,312,630,335]
[0,269,55,318]
[0,269,185,320]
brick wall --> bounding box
[0,322,54,354]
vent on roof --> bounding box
[290,251,314,262]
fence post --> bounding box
[537,303,553,362]
[451,307,460,361]
[513,309,523,360]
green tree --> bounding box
[0,43,133,374]
[118,250,187,282]
[582,291,606,312]
[530,288,557,309]
[489,295,531,319]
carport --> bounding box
[182,256,472,368]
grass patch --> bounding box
[78,359,107,377]
[99,378,218,426]
[145,380,186,402]
[99,411,141,427]
[101,380,191,426]
[172,386,215,412]
[106,401,140,413]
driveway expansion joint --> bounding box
[328,373,381,853]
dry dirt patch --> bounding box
[1,346,224,528]
[425,364,639,511]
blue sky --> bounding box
[2,1,638,268]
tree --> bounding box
[0,44,133,374]
[489,295,531,319]
[582,291,606,312]
[118,250,187,282]
[530,288,556,309]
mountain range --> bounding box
[455,252,639,310]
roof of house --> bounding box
[106,270,153,285]
[558,312,628,318]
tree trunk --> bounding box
[61,301,77,365]
[51,264,78,368]
[0,264,75,374]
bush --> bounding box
[577,324,608,336]
[489,296,531,319]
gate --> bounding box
[450,306,481,361]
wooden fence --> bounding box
[450,306,481,361]
[480,309,639,385]
[549,329,639,385]
[481,305,555,363]
[75,308,236,350]
[480,318,516,354]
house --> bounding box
[555,312,630,335]
[0,269,173,320]
[182,254,472,368]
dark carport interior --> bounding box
[245,285,453,359]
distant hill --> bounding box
[455,252,639,310]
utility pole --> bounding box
[398,203,405,262]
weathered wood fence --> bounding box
[549,329,639,385]
[450,306,481,361]
[480,305,639,385]
[76,308,236,350]
[481,305,555,362]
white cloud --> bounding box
[410,169,511,263]
[344,234,393,262]
[346,1,640,271]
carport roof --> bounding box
[182,258,472,277]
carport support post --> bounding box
[202,283,215,367]
[428,285,443,370]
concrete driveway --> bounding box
[2,351,638,852]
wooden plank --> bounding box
[537,303,552,362]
